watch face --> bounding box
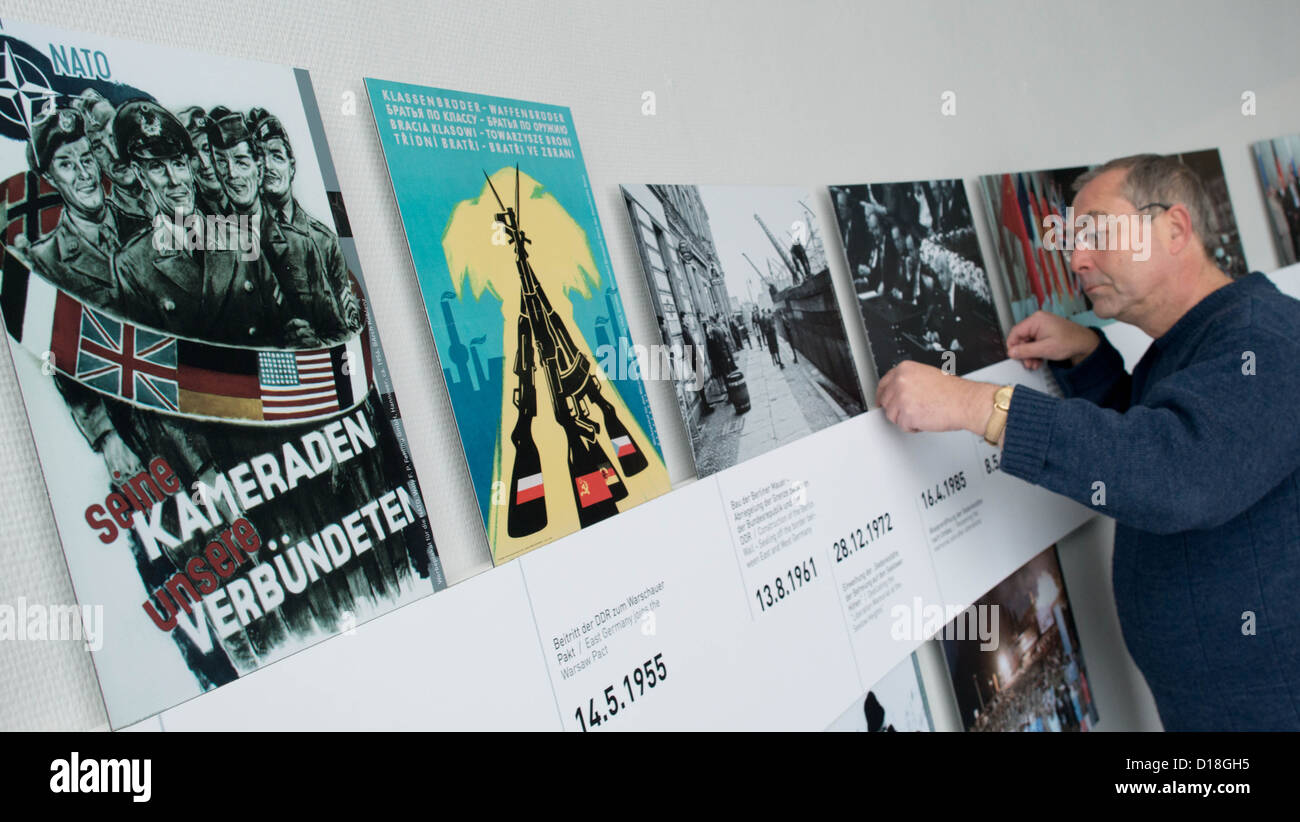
[996,385,1014,406]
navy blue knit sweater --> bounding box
[1001,272,1300,731]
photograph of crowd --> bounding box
[829,179,1004,378]
[941,546,1099,733]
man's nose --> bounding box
[100,138,120,163]
[1069,245,1095,274]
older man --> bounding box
[877,153,1300,731]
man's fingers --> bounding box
[875,371,894,406]
[1009,339,1054,361]
[1006,316,1038,345]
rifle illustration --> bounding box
[486,166,649,534]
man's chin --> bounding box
[1088,300,1119,320]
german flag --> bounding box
[177,341,262,421]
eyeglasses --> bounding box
[1062,204,1169,258]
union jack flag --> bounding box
[258,349,340,420]
[74,305,179,411]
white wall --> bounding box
[2,0,1296,730]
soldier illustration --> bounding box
[5,102,241,687]
[250,107,359,337]
[113,101,427,669]
[176,106,230,217]
[112,100,286,345]
[22,105,150,481]
[204,107,337,346]
[71,89,152,221]
[25,106,147,308]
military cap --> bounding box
[27,105,86,173]
[71,88,115,133]
[248,107,290,147]
[205,110,256,153]
[114,99,193,161]
[176,105,213,139]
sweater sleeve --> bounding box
[1000,326,1300,535]
[1047,329,1131,410]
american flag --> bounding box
[258,349,339,420]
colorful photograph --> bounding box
[941,546,1099,732]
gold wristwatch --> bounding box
[983,384,1014,446]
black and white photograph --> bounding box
[622,184,865,477]
[827,652,934,732]
[829,179,1005,379]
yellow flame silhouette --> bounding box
[442,168,669,563]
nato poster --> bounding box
[0,21,445,727]
[365,80,670,564]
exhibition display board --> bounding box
[0,7,1296,733]
[148,362,1091,730]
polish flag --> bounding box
[611,435,636,458]
[516,472,544,504]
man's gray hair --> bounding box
[1073,153,1220,249]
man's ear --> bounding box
[1164,202,1195,255]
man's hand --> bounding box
[99,432,145,480]
[284,319,322,347]
[876,361,998,435]
[1006,310,1100,370]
